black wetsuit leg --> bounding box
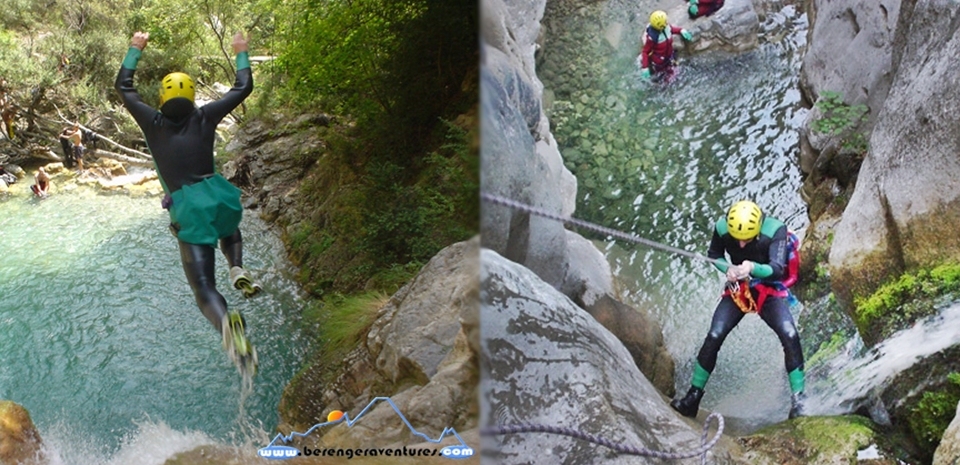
[219,229,243,269]
[179,241,228,332]
[696,296,746,373]
[758,296,804,373]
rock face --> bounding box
[797,0,900,194]
[222,115,327,224]
[0,400,43,465]
[480,0,578,290]
[481,0,676,393]
[480,249,740,464]
[934,401,960,465]
[278,239,479,449]
[826,1,960,324]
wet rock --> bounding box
[829,1,960,318]
[480,249,741,464]
[0,400,43,465]
[935,402,960,465]
[672,0,760,55]
[737,416,897,465]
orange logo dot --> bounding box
[327,410,344,422]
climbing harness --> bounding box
[482,193,728,461]
[726,280,758,314]
[481,412,724,464]
[481,193,727,267]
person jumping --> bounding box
[115,30,262,377]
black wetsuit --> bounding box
[115,47,253,332]
[695,216,804,389]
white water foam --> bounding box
[806,301,960,416]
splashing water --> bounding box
[806,301,960,418]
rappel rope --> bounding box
[481,192,726,462]
[481,413,724,464]
[481,192,726,267]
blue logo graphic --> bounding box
[261,396,474,460]
[257,445,300,460]
[440,444,475,459]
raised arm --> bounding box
[115,31,158,127]
[201,32,254,121]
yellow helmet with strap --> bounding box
[727,201,763,240]
[159,72,195,106]
[650,10,668,31]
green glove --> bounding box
[640,68,651,80]
[681,30,693,41]
[689,4,699,16]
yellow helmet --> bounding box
[159,72,195,106]
[650,10,668,31]
[727,201,763,241]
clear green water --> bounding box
[539,4,811,429]
[0,180,307,463]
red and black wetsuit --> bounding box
[640,25,684,74]
[115,47,253,332]
[694,215,805,390]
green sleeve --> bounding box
[122,47,142,70]
[713,258,730,273]
[236,51,250,70]
[752,263,773,278]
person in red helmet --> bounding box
[638,10,693,82]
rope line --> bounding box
[481,192,725,267]
[481,412,724,463]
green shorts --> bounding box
[168,174,243,247]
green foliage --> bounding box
[908,373,960,452]
[813,91,869,154]
[313,291,388,350]
[854,262,960,340]
[359,119,478,268]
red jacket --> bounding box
[640,24,683,69]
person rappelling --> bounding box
[638,10,693,83]
[670,201,807,420]
[114,30,262,377]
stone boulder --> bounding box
[829,1,960,329]
[480,249,739,464]
[581,294,675,397]
[0,400,43,465]
[278,239,479,449]
[934,401,960,465]
[673,0,760,55]
[737,416,899,465]
[222,115,329,222]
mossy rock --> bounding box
[830,248,903,346]
[737,415,890,464]
[847,262,960,346]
